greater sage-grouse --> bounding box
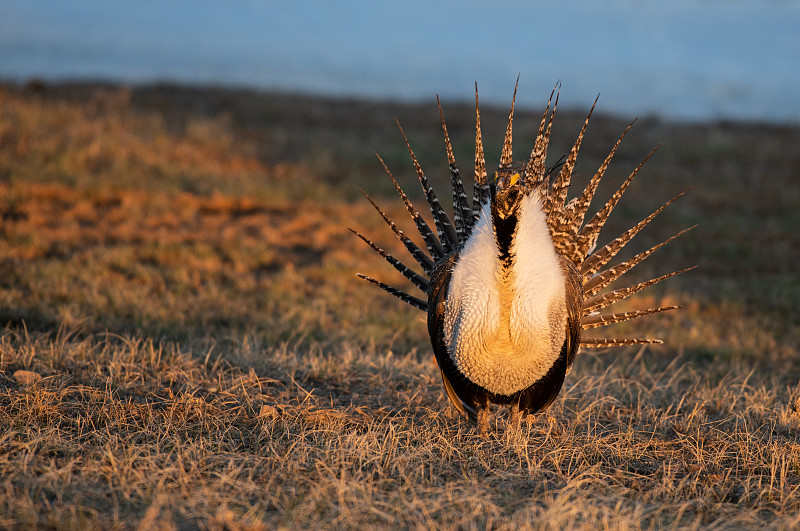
[353,83,691,432]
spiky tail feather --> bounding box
[354,85,691,349]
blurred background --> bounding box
[2,0,799,123]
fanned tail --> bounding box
[355,83,691,349]
[538,98,692,348]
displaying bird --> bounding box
[352,82,692,432]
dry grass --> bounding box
[1,81,799,529]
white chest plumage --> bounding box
[443,193,567,396]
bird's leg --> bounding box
[477,407,490,435]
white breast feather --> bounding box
[443,193,567,396]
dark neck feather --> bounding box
[491,206,518,266]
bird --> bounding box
[352,81,692,432]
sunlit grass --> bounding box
[0,81,798,529]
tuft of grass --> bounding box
[0,81,799,529]
[2,332,800,529]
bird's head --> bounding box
[490,169,525,220]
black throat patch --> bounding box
[491,206,518,267]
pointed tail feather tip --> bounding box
[582,225,697,296]
[356,273,428,311]
[582,266,696,314]
[500,77,519,169]
[349,228,430,291]
[581,305,682,330]
[580,337,665,348]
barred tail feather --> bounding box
[580,337,664,348]
[396,120,458,251]
[437,96,470,243]
[582,266,696,314]
[500,77,518,169]
[472,83,488,225]
[349,228,430,291]
[375,154,444,260]
[526,82,559,186]
[580,190,689,277]
[356,274,428,311]
[547,96,598,221]
[581,305,681,330]
[563,119,637,239]
[576,145,661,260]
[359,190,435,273]
[583,226,696,297]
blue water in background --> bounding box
[2,0,799,123]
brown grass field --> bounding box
[0,81,799,529]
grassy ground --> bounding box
[1,81,799,529]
